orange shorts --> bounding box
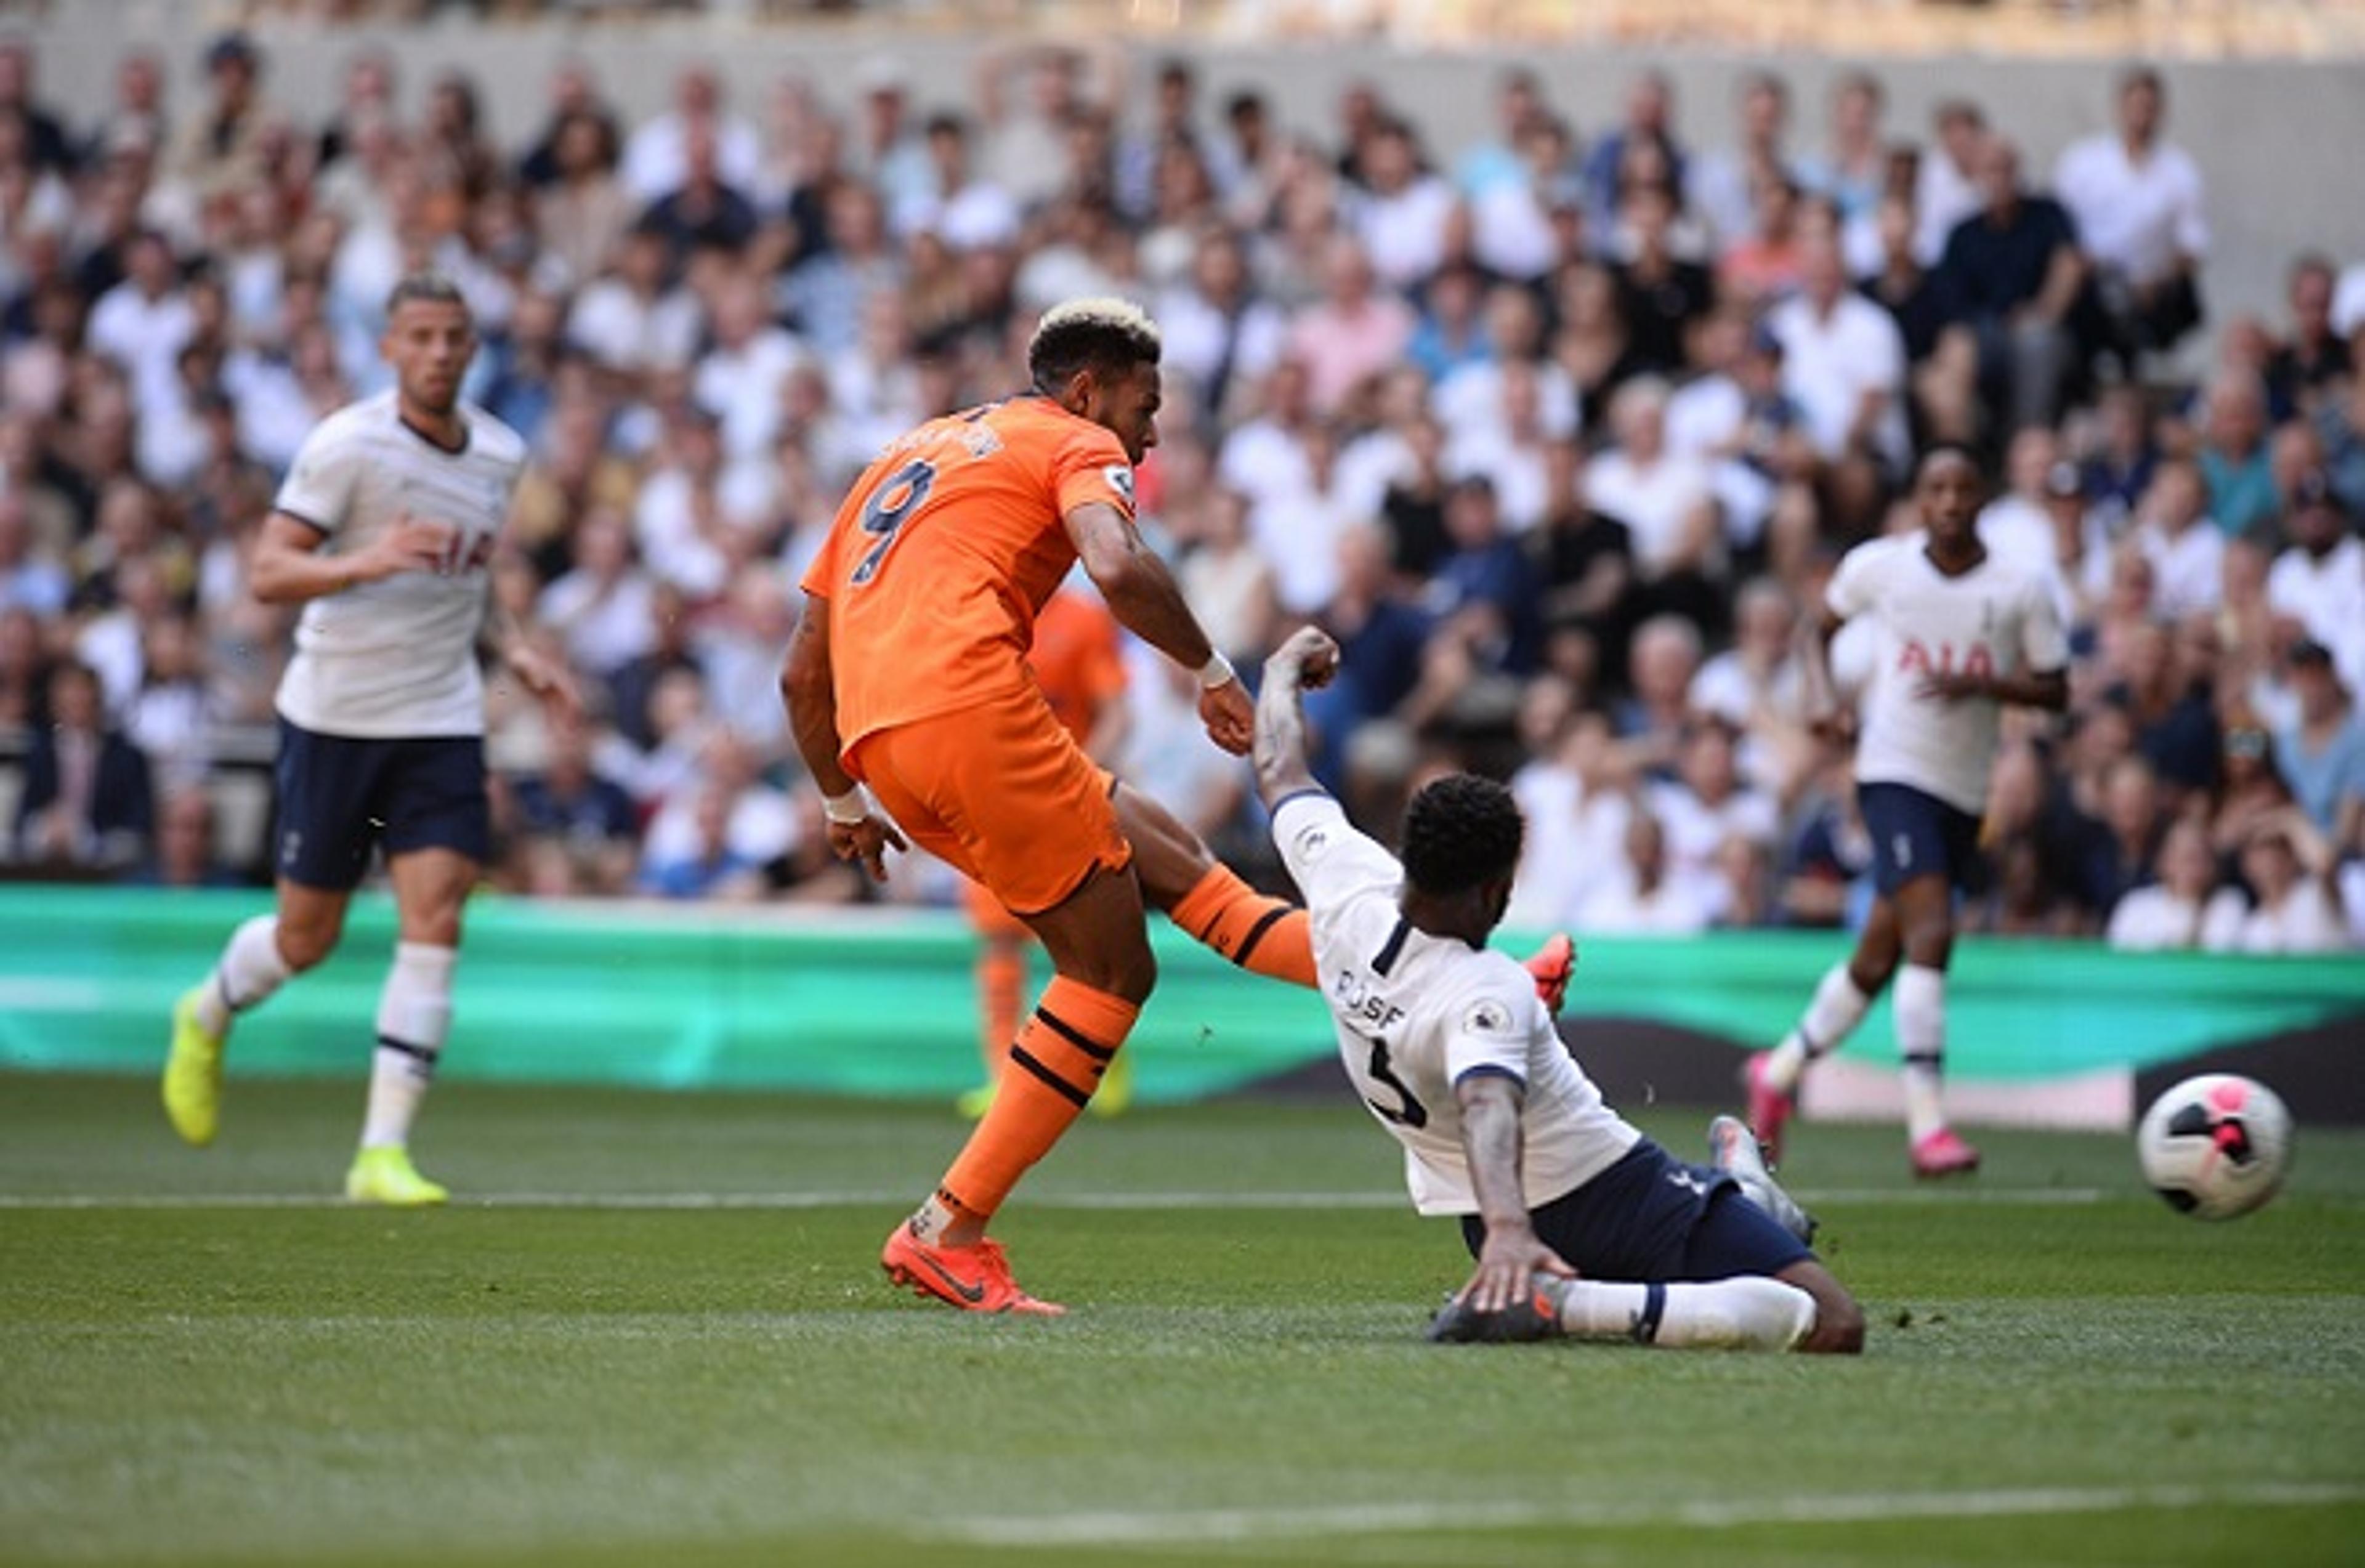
[850,685,1131,918]
[961,875,1030,939]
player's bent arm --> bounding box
[1986,666,2069,712]
[1251,627,1339,809]
[248,511,437,605]
[780,591,858,799]
[1795,606,1848,725]
[1065,500,1221,676]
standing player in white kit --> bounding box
[1750,445,2068,1176]
[1252,626,1862,1352]
[162,273,578,1204]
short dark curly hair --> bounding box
[1400,773,1524,897]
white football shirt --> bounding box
[1274,791,1640,1216]
[1827,533,2069,815]
[273,390,527,738]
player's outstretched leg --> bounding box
[165,895,344,1147]
[1427,1274,1819,1352]
[1120,783,1575,1006]
[1707,1115,1816,1244]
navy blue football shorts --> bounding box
[1859,780,1986,897]
[1460,1138,1814,1283]
[273,717,490,891]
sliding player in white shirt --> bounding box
[162,273,578,1204]
[1253,626,1862,1352]
[1750,445,2069,1176]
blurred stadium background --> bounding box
[0,0,2360,1121]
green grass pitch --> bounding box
[4,1071,2362,1567]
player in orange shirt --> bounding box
[785,299,1306,1314]
[957,586,1133,1121]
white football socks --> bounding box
[1763,964,1871,1093]
[195,915,293,1037]
[1895,962,1948,1144]
[1553,1276,1817,1352]
[361,942,457,1150]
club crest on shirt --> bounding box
[1293,824,1330,861]
[1103,464,1135,507]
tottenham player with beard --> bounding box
[1253,625,1862,1352]
[163,273,578,1204]
[1749,445,2069,1176]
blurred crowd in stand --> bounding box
[0,32,2357,950]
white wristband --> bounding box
[1196,651,1237,690]
[823,786,871,826]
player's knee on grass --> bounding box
[1782,1262,1865,1355]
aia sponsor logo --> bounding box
[1897,639,1995,681]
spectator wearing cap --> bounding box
[2053,67,2207,368]
[2274,639,2365,844]
[2266,472,2365,692]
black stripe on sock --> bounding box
[1797,1025,1823,1057]
[376,1035,440,1069]
[1899,1051,1944,1069]
[1008,1046,1091,1107]
[1372,917,1412,977]
[1229,905,1291,969]
[1633,1282,1667,1344]
[216,972,240,1014]
[1034,1008,1117,1062]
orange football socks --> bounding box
[939,977,1139,1220]
[1168,863,1316,988]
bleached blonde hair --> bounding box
[1027,297,1162,391]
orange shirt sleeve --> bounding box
[1049,424,1137,523]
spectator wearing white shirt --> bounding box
[2266,472,2365,695]
[1218,357,1319,514]
[2053,68,2208,363]
[1444,358,1556,535]
[1508,707,1633,931]
[2130,459,2224,621]
[537,508,657,683]
[1766,228,1908,475]
[2201,810,2348,954]
[1691,576,1806,737]
[693,270,806,461]
[1577,807,1713,936]
[1349,118,1457,291]
[567,224,702,385]
[86,230,194,421]
[619,67,761,206]
[1433,283,1578,448]
[1646,723,1782,924]
[1248,421,1360,617]
[894,113,1021,252]
[2106,818,2220,950]
[1157,227,1288,427]
[1583,377,1721,596]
